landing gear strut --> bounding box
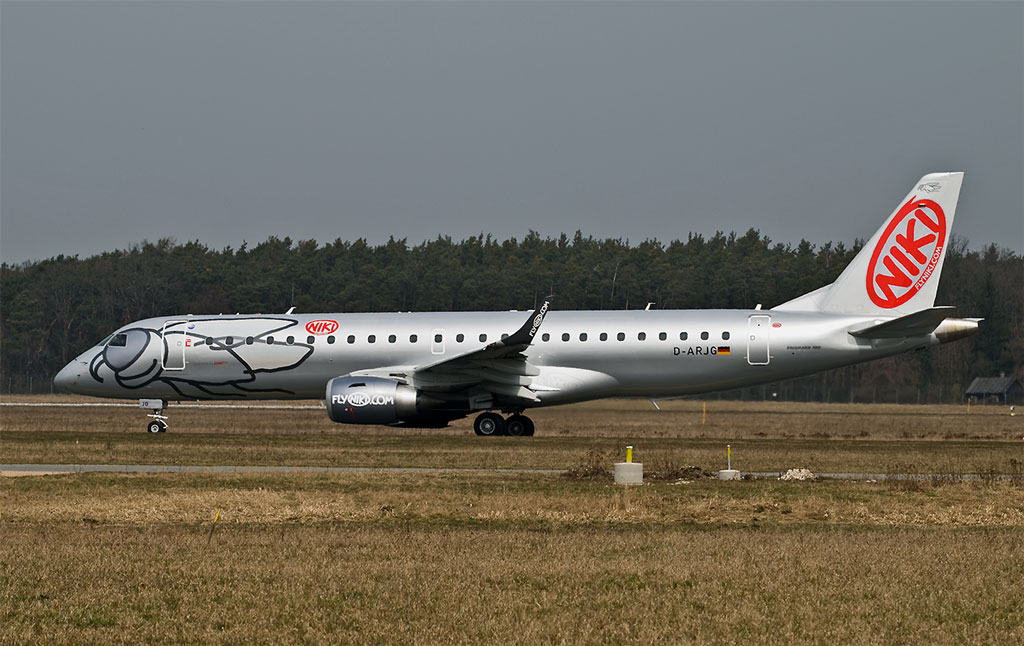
[473,412,535,437]
[140,399,168,433]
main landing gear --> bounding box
[473,412,535,437]
[140,399,168,433]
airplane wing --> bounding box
[349,297,554,403]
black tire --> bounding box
[506,415,530,437]
[147,420,163,434]
[474,412,505,437]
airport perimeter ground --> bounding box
[2,397,1022,644]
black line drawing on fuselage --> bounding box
[89,317,314,399]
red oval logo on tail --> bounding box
[865,197,946,309]
[305,320,339,336]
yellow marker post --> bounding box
[207,508,221,546]
[702,402,707,425]
[727,444,732,471]
[626,446,633,463]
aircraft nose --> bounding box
[53,361,83,393]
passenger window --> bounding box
[722,331,731,340]
[479,334,487,342]
[410,334,418,343]
[267,336,275,345]
[225,336,233,345]
[501,333,509,340]
[456,334,464,343]
[542,333,550,342]
[580,333,588,342]
[680,332,688,341]
[561,333,570,342]
[434,334,442,343]
[307,336,315,344]
[388,335,397,343]
[286,336,295,345]
[600,332,608,341]
[327,336,336,344]
[347,335,355,344]
[368,335,376,343]
[638,332,647,341]
[617,332,625,341]
[701,331,709,340]
[659,332,667,341]
[246,337,254,345]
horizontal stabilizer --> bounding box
[849,306,955,339]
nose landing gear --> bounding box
[473,412,535,437]
[140,399,168,433]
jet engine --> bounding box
[325,376,466,427]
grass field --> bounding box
[3,395,1022,474]
[2,397,1023,644]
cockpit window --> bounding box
[108,333,128,347]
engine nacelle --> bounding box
[326,377,418,425]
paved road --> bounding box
[0,463,564,476]
[0,463,1014,480]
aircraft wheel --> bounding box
[146,420,167,434]
[505,415,533,437]
[474,412,505,437]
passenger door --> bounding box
[746,315,770,366]
[161,320,188,370]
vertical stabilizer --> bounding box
[775,172,963,316]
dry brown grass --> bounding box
[3,470,1023,528]
[6,470,1024,532]
[3,394,1022,440]
[3,396,1022,475]
[0,470,1022,645]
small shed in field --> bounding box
[965,377,1023,404]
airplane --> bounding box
[54,172,980,436]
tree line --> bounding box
[2,231,1020,402]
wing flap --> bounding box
[408,298,553,402]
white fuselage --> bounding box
[55,309,941,405]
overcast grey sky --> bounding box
[2,0,1022,264]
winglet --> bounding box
[491,296,553,349]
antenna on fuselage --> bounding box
[285,307,296,315]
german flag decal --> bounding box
[717,346,731,355]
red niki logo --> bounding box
[866,197,946,309]
[305,320,339,336]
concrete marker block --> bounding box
[614,462,643,485]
